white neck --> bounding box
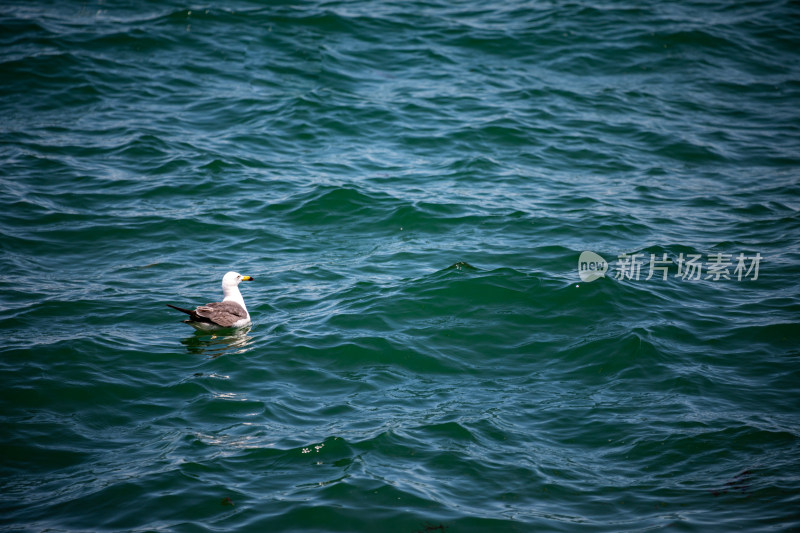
[222,285,248,316]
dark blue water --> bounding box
[2,1,799,531]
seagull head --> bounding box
[222,271,254,291]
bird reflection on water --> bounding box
[179,326,255,358]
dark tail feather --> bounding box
[166,304,194,316]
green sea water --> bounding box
[1,1,799,531]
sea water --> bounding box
[1,1,799,531]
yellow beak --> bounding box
[241,275,254,281]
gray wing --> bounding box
[194,301,247,327]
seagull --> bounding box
[167,271,254,330]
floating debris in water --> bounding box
[414,523,448,533]
[447,261,476,271]
[302,443,325,454]
[711,469,754,497]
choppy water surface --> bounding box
[2,1,799,531]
